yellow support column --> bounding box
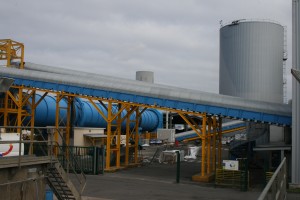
[105,101,112,170]
[125,107,130,166]
[29,90,36,155]
[55,94,63,144]
[212,116,217,172]
[3,92,8,127]
[218,117,222,168]
[116,103,122,168]
[123,105,138,167]
[134,108,139,164]
[6,41,11,67]
[29,91,48,155]
[207,116,211,175]
[17,87,23,133]
[201,113,206,177]
[65,96,74,146]
[192,113,215,182]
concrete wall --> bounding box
[0,164,47,200]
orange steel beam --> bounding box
[134,108,139,163]
[218,118,222,168]
[201,113,207,176]
[55,94,64,144]
[105,101,112,170]
[207,117,212,174]
[125,106,139,166]
[116,103,122,168]
[125,107,130,166]
[212,116,217,172]
[3,92,8,126]
[88,99,108,122]
[178,113,203,139]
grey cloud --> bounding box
[0,0,293,98]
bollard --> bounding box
[176,151,180,183]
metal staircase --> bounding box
[0,126,87,200]
[45,128,87,200]
[47,162,81,200]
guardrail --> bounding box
[0,126,87,195]
[257,157,286,200]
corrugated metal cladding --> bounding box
[219,20,284,103]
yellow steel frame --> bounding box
[0,86,31,129]
[0,39,24,68]
[87,98,143,170]
[179,113,224,181]
[2,84,226,175]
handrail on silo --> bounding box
[221,19,283,28]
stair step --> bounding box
[48,174,63,178]
[60,195,76,199]
[60,193,75,196]
[50,184,68,188]
[56,190,73,195]
[48,178,65,183]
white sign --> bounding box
[223,160,239,171]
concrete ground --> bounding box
[80,145,261,200]
[82,164,260,200]
[64,145,300,200]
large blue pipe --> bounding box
[30,95,162,132]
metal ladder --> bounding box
[47,161,81,200]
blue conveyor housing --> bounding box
[30,95,163,132]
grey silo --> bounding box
[219,20,284,103]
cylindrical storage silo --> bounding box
[136,71,154,83]
[219,20,284,103]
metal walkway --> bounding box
[0,63,292,126]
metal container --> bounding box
[219,20,284,103]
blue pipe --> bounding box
[75,98,163,132]
[30,95,162,132]
[27,94,67,126]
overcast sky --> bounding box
[0,0,293,101]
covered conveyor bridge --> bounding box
[0,62,292,126]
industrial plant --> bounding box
[0,1,300,200]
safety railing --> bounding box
[215,168,249,191]
[57,145,104,175]
[0,126,87,195]
[257,157,286,200]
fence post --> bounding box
[176,151,180,183]
[103,145,106,173]
[93,146,97,175]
